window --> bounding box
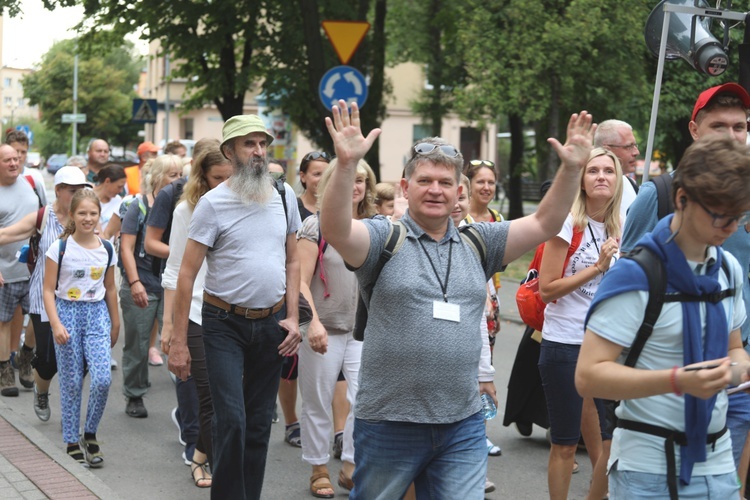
[413,124,432,143]
[17,98,24,108]
[3,78,11,88]
[4,97,12,106]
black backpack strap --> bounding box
[101,238,114,269]
[55,237,68,291]
[626,175,639,194]
[274,178,289,229]
[457,225,487,267]
[623,246,667,367]
[651,174,674,220]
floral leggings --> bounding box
[54,299,111,444]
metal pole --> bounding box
[72,52,79,156]
[164,54,170,146]
[642,8,672,184]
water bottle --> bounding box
[481,394,497,420]
[17,244,29,264]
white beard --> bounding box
[230,156,273,205]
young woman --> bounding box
[42,189,118,468]
[162,145,233,488]
[0,167,91,421]
[297,151,331,220]
[577,136,750,499]
[120,154,183,418]
[298,159,375,498]
[538,148,622,500]
[92,164,126,232]
[465,160,501,223]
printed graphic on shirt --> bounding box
[67,288,82,300]
[569,236,606,298]
[74,269,85,279]
[86,288,97,299]
[90,267,104,280]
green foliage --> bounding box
[22,36,143,155]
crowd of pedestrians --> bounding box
[0,80,748,500]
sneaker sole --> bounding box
[19,379,34,389]
[1,388,19,397]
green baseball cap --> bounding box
[220,114,274,158]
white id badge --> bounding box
[433,301,460,322]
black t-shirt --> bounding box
[297,197,314,222]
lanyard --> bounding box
[418,238,453,302]
[588,224,608,254]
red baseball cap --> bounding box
[137,141,159,156]
[691,83,750,122]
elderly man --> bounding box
[0,144,39,396]
[622,81,750,489]
[319,100,594,499]
[593,119,639,220]
[85,139,110,184]
[169,114,301,500]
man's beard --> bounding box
[230,156,273,205]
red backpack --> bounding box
[515,228,583,331]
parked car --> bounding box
[46,154,68,175]
[26,152,43,169]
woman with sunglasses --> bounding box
[538,148,622,500]
[298,152,332,220]
[465,160,502,223]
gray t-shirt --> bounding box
[0,177,40,283]
[189,181,301,308]
[298,214,358,334]
[121,197,162,295]
[354,211,508,423]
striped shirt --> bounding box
[29,206,63,316]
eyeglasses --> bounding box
[694,198,750,229]
[606,142,639,151]
[302,151,331,162]
[469,160,495,168]
[413,143,460,158]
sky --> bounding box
[2,0,147,68]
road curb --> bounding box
[0,397,120,499]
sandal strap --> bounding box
[310,472,331,484]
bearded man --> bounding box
[169,115,301,500]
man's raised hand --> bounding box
[324,100,381,167]
[548,111,596,171]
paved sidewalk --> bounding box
[0,399,118,500]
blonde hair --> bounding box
[374,182,395,205]
[570,147,622,238]
[145,154,182,194]
[318,159,377,219]
[60,189,101,239]
[182,145,230,209]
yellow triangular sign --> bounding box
[322,21,370,65]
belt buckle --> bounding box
[244,308,264,320]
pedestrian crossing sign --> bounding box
[132,99,157,123]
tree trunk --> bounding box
[359,0,386,178]
[542,74,560,181]
[508,113,524,220]
[427,0,443,137]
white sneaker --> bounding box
[485,478,496,493]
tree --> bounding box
[457,0,653,219]
[22,37,143,156]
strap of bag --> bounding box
[55,238,67,291]
[651,174,674,220]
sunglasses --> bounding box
[470,160,495,168]
[413,143,460,158]
[302,151,331,162]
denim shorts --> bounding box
[609,462,739,499]
[539,339,610,445]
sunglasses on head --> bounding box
[303,151,331,162]
[470,160,495,168]
[413,143,460,158]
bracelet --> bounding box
[129,279,141,286]
[670,366,683,396]
[594,263,604,274]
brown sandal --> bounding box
[191,461,212,488]
[338,469,354,491]
[310,472,335,498]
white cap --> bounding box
[54,166,92,188]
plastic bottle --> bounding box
[481,394,497,420]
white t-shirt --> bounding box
[100,195,122,232]
[620,175,637,224]
[587,248,745,477]
[46,237,117,302]
[542,215,617,345]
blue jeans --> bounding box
[726,391,750,468]
[609,464,739,499]
[202,302,286,500]
[351,412,486,500]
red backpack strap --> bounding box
[24,175,35,190]
[562,227,584,270]
[35,206,45,232]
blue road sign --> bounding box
[15,125,30,137]
[318,66,368,109]
[132,99,157,123]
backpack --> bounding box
[651,173,673,220]
[55,237,114,290]
[25,206,50,274]
[515,228,584,331]
[117,196,149,271]
[24,174,43,209]
[604,245,734,500]
[149,178,186,277]
[352,220,487,341]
